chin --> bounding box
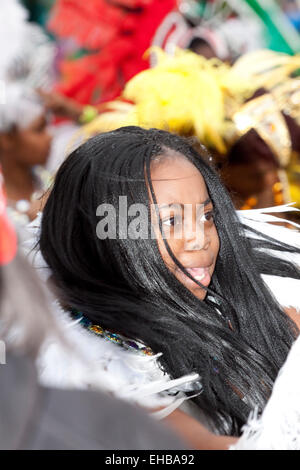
[36,155,50,166]
[191,286,208,300]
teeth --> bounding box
[194,274,205,281]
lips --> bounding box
[185,266,206,280]
[185,266,212,286]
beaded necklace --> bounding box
[70,310,153,356]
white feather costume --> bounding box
[230,204,300,450]
[23,205,300,443]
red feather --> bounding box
[48,0,177,104]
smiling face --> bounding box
[150,151,220,300]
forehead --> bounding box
[150,152,208,205]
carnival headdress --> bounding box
[79,48,300,151]
[77,47,300,208]
[0,0,55,132]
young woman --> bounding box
[37,126,300,446]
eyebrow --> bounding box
[158,197,212,210]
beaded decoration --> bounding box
[71,310,153,356]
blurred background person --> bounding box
[0,85,52,225]
[44,0,300,106]
[0,0,55,226]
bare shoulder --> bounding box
[284,306,300,330]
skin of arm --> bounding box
[37,89,84,123]
[163,408,238,450]
[285,306,300,330]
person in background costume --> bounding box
[46,0,300,107]
[0,0,55,225]
[71,47,300,215]
[43,1,300,209]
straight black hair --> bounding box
[40,126,300,435]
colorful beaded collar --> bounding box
[71,310,153,356]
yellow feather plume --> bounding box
[78,48,300,156]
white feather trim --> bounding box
[231,332,300,450]
[37,300,200,414]
[237,203,300,245]
[0,0,54,86]
[238,203,300,311]
[0,1,55,132]
[261,275,300,311]
[0,0,29,75]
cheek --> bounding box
[155,229,183,272]
[212,226,220,258]
[151,210,183,272]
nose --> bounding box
[184,234,210,252]
[183,209,210,252]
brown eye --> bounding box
[201,210,214,223]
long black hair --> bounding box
[40,126,300,435]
